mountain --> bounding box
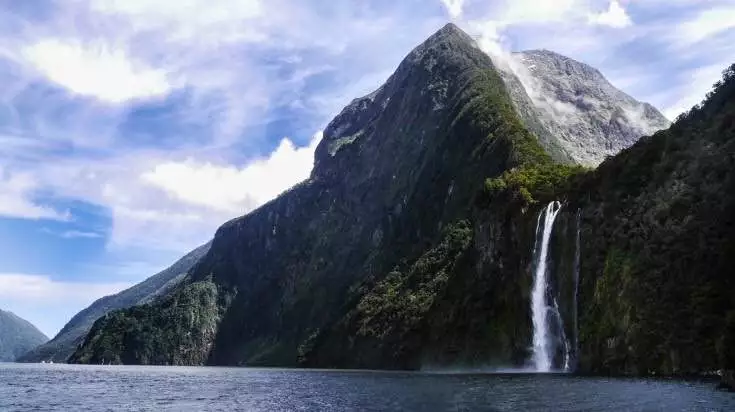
[19,242,210,363]
[70,23,557,366]
[68,24,734,378]
[499,49,671,167]
[0,309,48,362]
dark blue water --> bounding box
[0,363,732,411]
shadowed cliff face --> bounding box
[71,23,552,367]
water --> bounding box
[1,364,732,411]
[530,201,563,372]
[551,297,571,372]
[572,208,582,371]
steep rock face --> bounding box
[0,310,48,362]
[70,23,551,367]
[502,50,670,167]
[20,243,210,363]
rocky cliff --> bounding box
[0,309,47,362]
[20,243,210,363]
[500,50,670,167]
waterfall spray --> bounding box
[530,201,562,372]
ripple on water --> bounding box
[0,364,733,411]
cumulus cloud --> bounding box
[588,1,633,28]
[22,39,171,103]
[0,273,133,337]
[142,131,321,213]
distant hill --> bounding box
[18,242,210,363]
[0,309,48,362]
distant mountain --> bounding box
[499,49,670,166]
[18,242,210,363]
[0,310,48,362]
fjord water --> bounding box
[1,364,732,411]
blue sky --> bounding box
[0,0,733,338]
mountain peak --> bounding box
[312,21,490,181]
[424,22,475,47]
[436,22,464,36]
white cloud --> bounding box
[676,6,735,45]
[0,273,133,337]
[588,1,633,28]
[440,0,466,19]
[142,132,321,212]
[0,168,69,221]
[89,0,266,44]
[0,0,435,259]
[8,131,321,254]
[22,39,171,103]
[61,230,104,239]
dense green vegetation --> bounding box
[70,281,222,365]
[301,221,473,368]
[569,64,735,375]
[483,163,588,207]
[355,221,473,339]
[0,309,48,362]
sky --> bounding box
[0,0,733,338]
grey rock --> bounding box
[499,49,671,166]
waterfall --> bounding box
[553,298,571,372]
[571,209,582,372]
[530,201,562,372]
